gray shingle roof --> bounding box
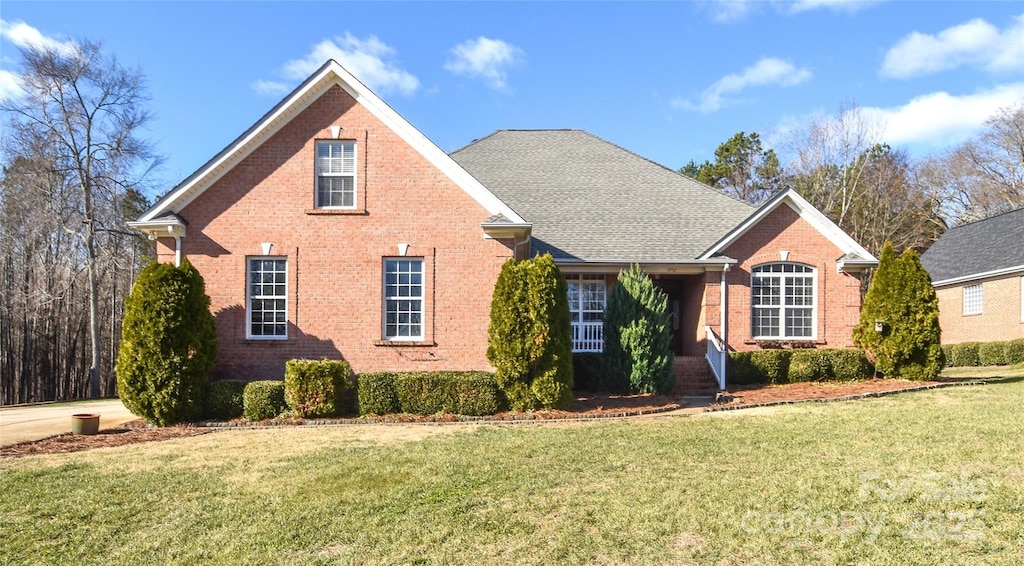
[920,207,1024,283]
[450,130,754,262]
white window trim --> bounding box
[1021,276,1023,323]
[566,273,606,353]
[751,263,818,341]
[315,140,357,210]
[382,258,425,341]
[246,256,288,341]
[963,283,983,316]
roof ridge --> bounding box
[945,206,1024,231]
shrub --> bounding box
[941,344,955,367]
[853,242,943,380]
[117,259,218,425]
[205,380,247,420]
[829,349,874,381]
[978,341,1009,366]
[243,380,286,421]
[572,353,604,392]
[284,358,352,417]
[788,350,830,382]
[487,254,573,411]
[948,342,981,367]
[751,350,791,384]
[603,265,673,394]
[727,352,763,385]
[1007,339,1024,364]
[356,371,505,416]
[357,372,400,416]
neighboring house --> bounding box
[920,208,1024,344]
[130,60,877,391]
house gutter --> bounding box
[127,217,187,267]
[930,264,1024,287]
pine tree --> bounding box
[117,259,218,425]
[854,242,943,380]
[603,265,673,393]
[487,253,573,410]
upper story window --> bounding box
[247,257,287,339]
[751,263,816,340]
[316,140,356,209]
[383,258,424,340]
[567,273,606,352]
[963,283,983,315]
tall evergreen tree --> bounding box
[854,242,943,380]
[603,265,673,394]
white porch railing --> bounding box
[573,322,604,352]
[705,325,726,390]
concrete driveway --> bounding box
[0,399,138,446]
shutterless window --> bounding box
[383,259,423,340]
[963,284,983,315]
[248,258,287,339]
[567,274,606,352]
[316,140,356,208]
[752,263,816,339]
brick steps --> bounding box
[672,356,719,396]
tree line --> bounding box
[681,101,1024,256]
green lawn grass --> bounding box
[2,380,1023,565]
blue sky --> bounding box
[2,1,1022,197]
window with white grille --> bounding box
[316,140,356,208]
[751,263,816,339]
[247,258,287,339]
[383,259,424,340]
[963,284,983,315]
[567,274,606,352]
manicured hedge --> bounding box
[205,380,247,420]
[357,371,506,416]
[727,349,873,385]
[572,353,604,392]
[243,380,286,421]
[945,339,1024,367]
[284,358,352,417]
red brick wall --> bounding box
[715,203,865,351]
[936,275,1024,343]
[169,85,514,380]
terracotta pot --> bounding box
[71,413,100,435]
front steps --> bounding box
[672,356,719,396]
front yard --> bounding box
[2,376,1023,565]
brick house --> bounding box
[130,60,877,391]
[921,208,1024,344]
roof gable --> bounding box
[138,60,523,224]
[920,207,1024,285]
[698,188,877,267]
[450,129,755,262]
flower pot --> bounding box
[71,413,100,435]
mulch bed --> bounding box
[1,422,212,458]
[720,379,946,406]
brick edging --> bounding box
[703,380,987,413]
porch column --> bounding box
[719,265,728,389]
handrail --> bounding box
[704,325,726,390]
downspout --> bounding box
[719,264,729,390]
[174,236,182,267]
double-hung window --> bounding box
[383,259,424,340]
[567,274,606,352]
[247,258,287,339]
[316,140,356,208]
[963,284,983,315]
[751,263,816,339]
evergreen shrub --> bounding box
[1007,339,1024,364]
[356,372,400,416]
[243,380,286,421]
[205,380,246,420]
[284,358,352,417]
[602,265,673,394]
[487,254,573,410]
[117,259,218,425]
[977,341,1009,366]
[356,371,504,416]
[948,343,981,367]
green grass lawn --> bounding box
[3,380,1023,565]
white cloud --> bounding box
[0,68,23,102]
[789,0,881,14]
[0,19,76,56]
[672,57,812,113]
[444,37,524,91]
[861,83,1024,148]
[253,33,419,97]
[709,0,756,23]
[881,14,1024,79]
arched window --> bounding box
[751,263,816,339]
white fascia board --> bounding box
[698,189,878,263]
[140,60,524,224]
[128,217,186,237]
[931,264,1024,287]
[554,258,736,275]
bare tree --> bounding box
[2,40,157,399]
